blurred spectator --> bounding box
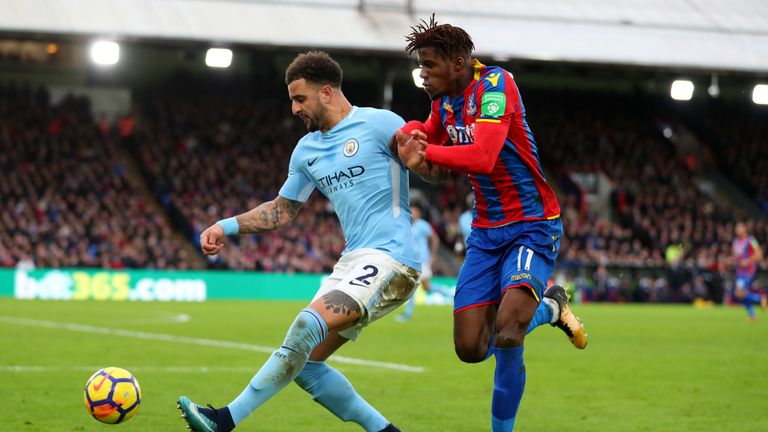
[0,83,194,269]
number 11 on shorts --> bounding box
[517,246,533,272]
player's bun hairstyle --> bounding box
[405,14,475,60]
[285,51,343,88]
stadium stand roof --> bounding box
[1,0,767,72]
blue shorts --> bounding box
[734,273,755,292]
[454,218,562,313]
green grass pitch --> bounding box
[1,298,767,431]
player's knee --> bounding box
[493,321,528,348]
[454,340,489,363]
[284,309,328,354]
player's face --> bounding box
[417,47,461,100]
[411,206,421,221]
[736,222,747,238]
[288,78,329,132]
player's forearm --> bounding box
[235,197,302,234]
[425,143,494,174]
[414,161,451,184]
[424,124,507,175]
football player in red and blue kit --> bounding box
[732,221,766,320]
[396,16,587,432]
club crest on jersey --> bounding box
[343,138,359,157]
[467,94,476,116]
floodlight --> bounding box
[670,80,694,101]
[206,48,232,68]
[90,40,119,66]
[412,68,424,88]
[753,84,768,105]
[707,74,719,98]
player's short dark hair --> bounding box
[284,51,343,88]
[405,14,475,60]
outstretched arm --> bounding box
[200,196,303,256]
[424,121,508,175]
[237,195,303,233]
[395,121,451,184]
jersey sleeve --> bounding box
[476,69,516,126]
[371,109,405,158]
[278,144,315,203]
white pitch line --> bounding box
[0,316,425,373]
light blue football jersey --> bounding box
[412,219,433,262]
[459,210,473,243]
[278,106,420,271]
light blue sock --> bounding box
[228,308,327,425]
[491,346,525,432]
[400,294,416,320]
[526,299,554,335]
[295,361,389,432]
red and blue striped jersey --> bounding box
[423,60,560,228]
[733,236,759,277]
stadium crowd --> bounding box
[1,82,765,303]
[526,90,767,300]
[0,84,195,269]
[690,101,768,214]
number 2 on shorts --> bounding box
[349,265,379,287]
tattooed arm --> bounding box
[236,196,304,234]
[199,196,303,256]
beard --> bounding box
[304,104,328,132]
[305,117,319,132]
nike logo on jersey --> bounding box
[308,157,319,166]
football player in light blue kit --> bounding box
[459,193,474,244]
[178,51,424,432]
[396,203,439,321]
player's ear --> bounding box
[319,85,333,103]
[453,56,465,72]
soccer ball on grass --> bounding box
[83,367,142,424]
